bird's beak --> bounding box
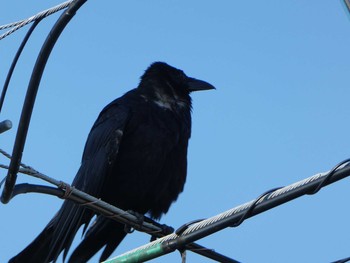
[187,77,215,92]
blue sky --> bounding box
[1,1,350,262]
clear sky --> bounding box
[1,1,350,262]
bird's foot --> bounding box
[127,210,145,224]
[124,210,144,233]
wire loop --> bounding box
[58,181,74,199]
[309,159,350,195]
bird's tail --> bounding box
[9,200,93,263]
[68,216,127,263]
[8,219,55,263]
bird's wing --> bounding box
[51,100,131,261]
[9,100,132,263]
[73,100,130,194]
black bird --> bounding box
[9,62,214,263]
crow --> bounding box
[9,62,215,263]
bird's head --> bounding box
[139,62,215,109]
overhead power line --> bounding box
[0,148,239,263]
[1,0,88,204]
[1,148,350,262]
[344,0,350,12]
[0,0,75,40]
[104,161,350,263]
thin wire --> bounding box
[0,148,39,173]
[0,148,41,188]
[0,148,12,159]
[332,257,350,263]
[0,19,42,113]
[0,164,37,176]
[111,160,350,262]
[231,187,283,227]
[345,0,350,13]
[0,175,5,189]
[0,0,74,40]
[310,159,350,194]
[0,148,235,262]
[227,158,349,229]
[1,0,88,204]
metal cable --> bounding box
[1,0,88,204]
[1,148,350,262]
[0,148,239,263]
[0,0,74,40]
[344,0,350,13]
[106,160,350,263]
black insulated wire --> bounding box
[8,183,238,263]
[0,120,12,134]
[309,158,350,195]
[1,0,88,204]
[231,186,283,227]
[0,19,42,114]
[331,256,350,263]
[129,160,350,263]
[344,0,350,13]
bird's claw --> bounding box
[124,210,145,234]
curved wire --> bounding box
[344,0,350,13]
[310,158,350,194]
[0,18,43,113]
[1,0,88,204]
[231,187,283,227]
